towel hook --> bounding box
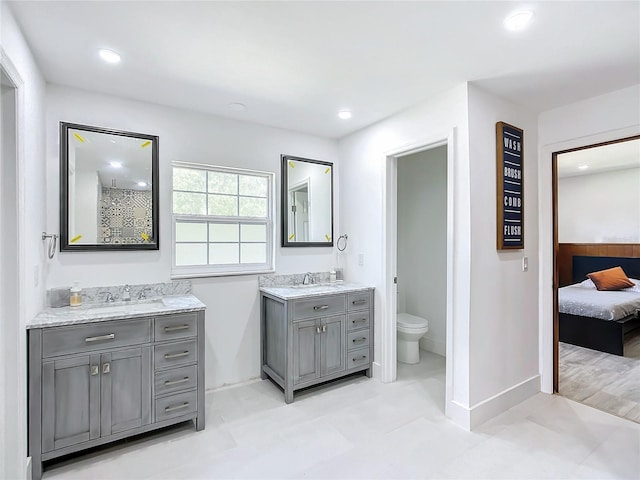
[42,232,58,259]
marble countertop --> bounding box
[260,282,373,300]
[28,295,206,329]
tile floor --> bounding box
[44,351,639,479]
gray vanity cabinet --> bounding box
[29,309,205,480]
[293,315,346,384]
[261,287,373,403]
[41,354,100,452]
[41,347,151,452]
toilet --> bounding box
[397,313,429,364]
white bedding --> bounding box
[558,279,640,321]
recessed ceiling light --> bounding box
[228,102,247,112]
[137,181,147,187]
[503,10,534,32]
[578,165,589,170]
[338,110,352,120]
[98,48,121,64]
[110,161,122,168]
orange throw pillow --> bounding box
[587,266,634,291]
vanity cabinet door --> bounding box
[41,354,101,453]
[293,320,320,384]
[320,315,346,377]
[100,347,152,436]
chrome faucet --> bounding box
[303,272,314,285]
[122,285,131,302]
[137,287,153,300]
[100,292,115,303]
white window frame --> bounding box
[171,161,276,278]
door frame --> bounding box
[551,133,640,391]
[539,125,640,393]
[0,49,27,479]
[381,129,455,407]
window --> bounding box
[171,162,275,277]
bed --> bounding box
[558,256,640,356]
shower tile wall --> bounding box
[100,187,152,244]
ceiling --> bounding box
[8,1,640,139]
[557,137,640,179]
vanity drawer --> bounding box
[155,365,198,396]
[155,389,197,422]
[42,318,151,358]
[348,292,371,311]
[293,294,346,320]
[347,348,370,370]
[347,311,370,331]
[347,329,370,351]
[155,313,197,342]
[154,340,197,370]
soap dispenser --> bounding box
[70,281,82,307]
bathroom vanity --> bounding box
[27,295,205,480]
[260,283,374,403]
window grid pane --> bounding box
[173,164,272,273]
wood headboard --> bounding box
[558,243,640,286]
[572,256,640,284]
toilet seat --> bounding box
[397,313,428,330]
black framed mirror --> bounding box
[281,154,333,247]
[60,122,159,251]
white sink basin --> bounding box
[84,299,164,314]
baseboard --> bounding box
[446,400,471,431]
[469,375,540,429]
[372,361,382,380]
[419,336,446,356]
[445,375,540,431]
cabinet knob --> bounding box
[316,326,321,334]
[322,325,327,333]
[102,363,110,374]
[90,365,99,376]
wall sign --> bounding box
[496,121,524,250]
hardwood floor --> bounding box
[559,328,640,423]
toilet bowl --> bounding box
[397,313,429,364]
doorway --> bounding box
[382,134,455,415]
[1,65,21,478]
[552,135,640,422]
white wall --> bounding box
[0,3,47,478]
[538,84,640,393]
[338,83,473,422]
[45,84,339,389]
[339,82,542,428]
[558,168,640,243]
[467,84,539,412]
[397,146,447,356]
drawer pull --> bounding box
[164,402,190,413]
[352,337,367,343]
[164,377,189,387]
[352,299,366,306]
[164,351,189,359]
[352,318,366,324]
[85,333,115,343]
[352,355,367,361]
[313,305,329,311]
[164,324,190,333]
